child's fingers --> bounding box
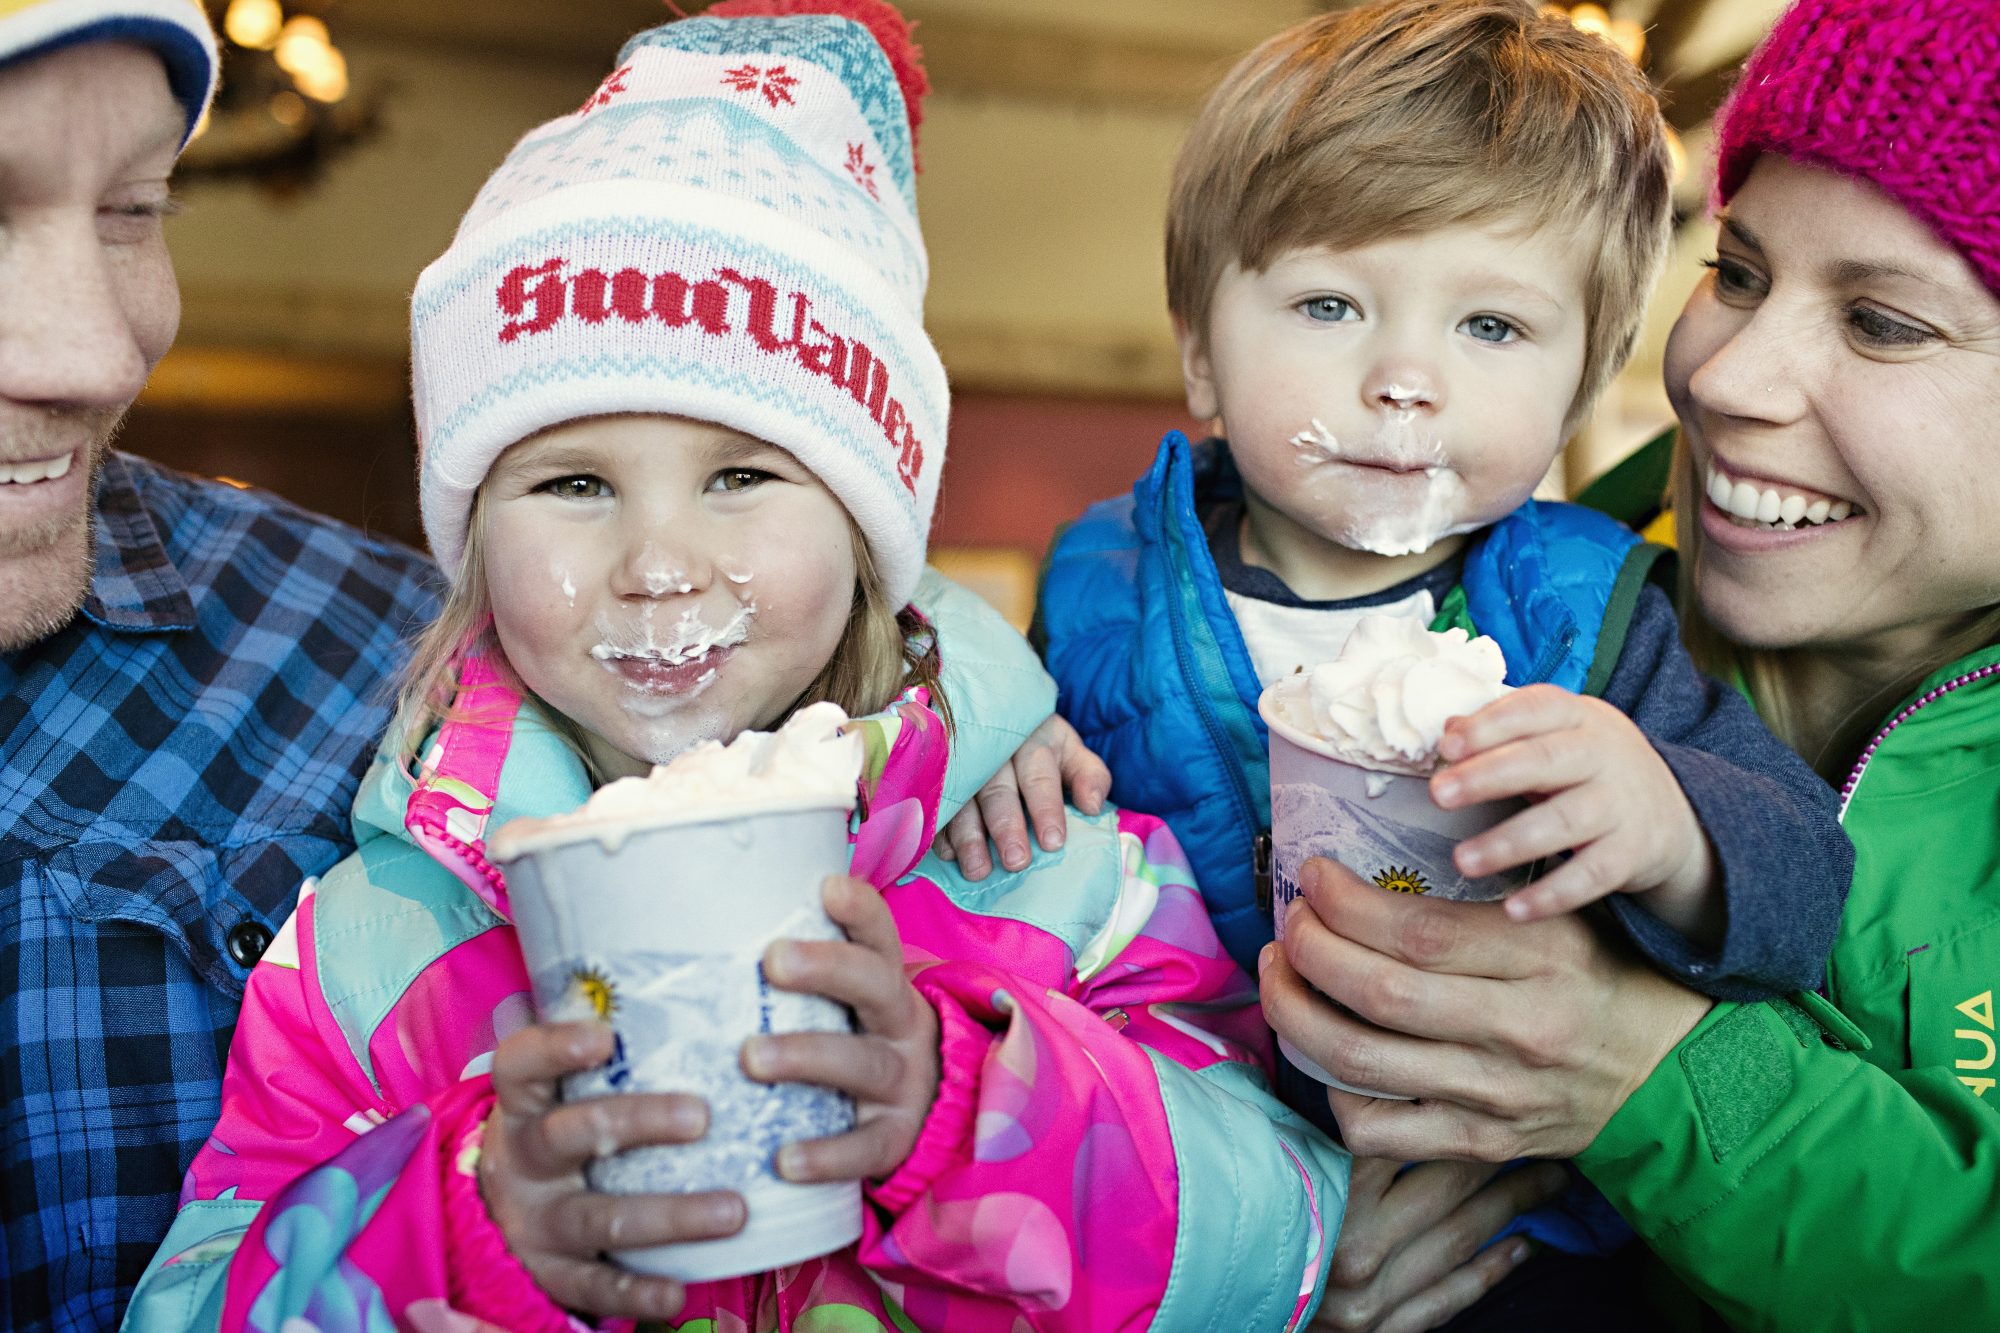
[742,1031,915,1104]
[530,1253,689,1322]
[542,1187,746,1260]
[766,937,909,1032]
[1431,729,1596,810]
[939,803,991,879]
[1502,846,1627,921]
[973,767,1035,872]
[1453,786,1610,879]
[1052,717,1112,816]
[775,1115,918,1184]
[819,875,900,962]
[1012,739,1070,851]
[1435,685,1584,763]
[521,1091,709,1179]
[490,1021,613,1118]
[1373,1238,1531,1333]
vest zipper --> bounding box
[1837,662,2000,821]
[1160,490,1261,892]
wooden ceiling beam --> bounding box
[329,1,1233,111]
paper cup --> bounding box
[1259,683,1530,1096]
[498,799,862,1282]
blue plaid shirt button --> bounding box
[227,919,274,968]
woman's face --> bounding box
[1667,154,2000,662]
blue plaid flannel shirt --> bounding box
[1,453,438,1331]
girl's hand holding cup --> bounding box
[479,1019,746,1320]
[745,875,941,1185]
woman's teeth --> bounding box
[0,452,74,484]
[1705,465,1855,531]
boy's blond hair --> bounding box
[1166,0,1673,428]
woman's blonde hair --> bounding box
[390,487,947,783]
[1671,439,2000,777]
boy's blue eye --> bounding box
[1300,296,1356,323]
[541,475,607,499]
[1459,314,1519,344]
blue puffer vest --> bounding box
[1040,433,1654,977]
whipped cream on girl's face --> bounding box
[479,416,861,780]
[1266,614,1511,773]
[591,600,755,670]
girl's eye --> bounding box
[1700,255,1766,300]
[1459,314,1521,344]
[1300,296,1357,323]
[1847,304,1938,349]
[540,475,607,500]
[709,468,772,494]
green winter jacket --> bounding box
[1577,436,2000,1329]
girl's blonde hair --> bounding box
[1671,438,2000,777]
[391,487,947,782]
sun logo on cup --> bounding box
[569,964,619,1020]
[1372,865,1432,895]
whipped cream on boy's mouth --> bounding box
[1267,614,1511,772]
[490,702,864,859]
[1287,417,1480,558]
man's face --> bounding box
[0,41,183,651]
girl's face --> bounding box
[1668,155,2000,662]
[482,415,857,779]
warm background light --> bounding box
[223,0,282,50]
[141,0,1793,624]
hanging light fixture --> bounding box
[181,1,376,194]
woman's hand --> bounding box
[1309,1157,1562,1332]
[745,875,940,1182]
[480,1020,746,1321]
[933,714,1111,878]
[1260,857,1711,1163]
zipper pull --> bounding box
[1254,829,1274,914]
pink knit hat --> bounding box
[1714,0,2000,293]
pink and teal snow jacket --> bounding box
[123,583,1347,1333]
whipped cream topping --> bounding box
[490,702,863,859]
[1267,615,1511,772]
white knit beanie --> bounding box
[0,0,218,143]
[411,0,944,606]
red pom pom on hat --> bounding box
[696,0,929,156]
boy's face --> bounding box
[1180,218,1592,570]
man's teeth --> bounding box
[1705,465,1853,530]
[0,453,73,485]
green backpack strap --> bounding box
[1577,426,1677,530]
[1581,541,1677,697]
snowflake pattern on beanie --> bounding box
[411,0,943,605]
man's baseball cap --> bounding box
[0,0,218,143]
